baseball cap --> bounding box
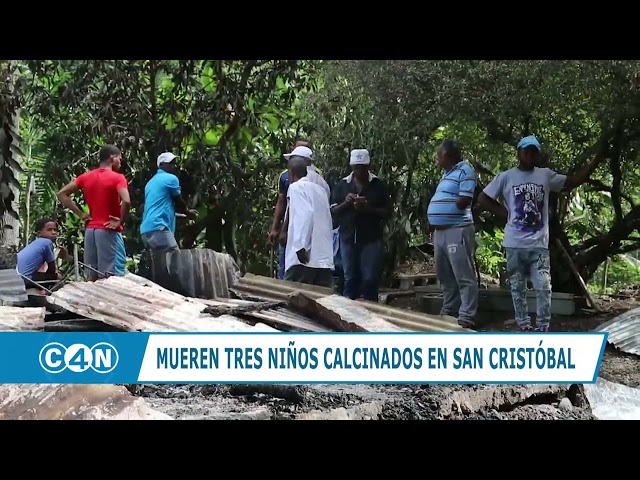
[517,135,542,151]
[350,149,371,165]
[284,146,314,161]
[157,152,177,167]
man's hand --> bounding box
[56,272,63,280]
[296,248,310,264]
[58,246,70,261]
[345,193,357,205]
[104,215,122,230]
[268,229,279,243]
[80,212,91,223]
[187,209,198,221]
[354,196,368,210]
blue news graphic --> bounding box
[0,331,607,385]
[0,332,149,384]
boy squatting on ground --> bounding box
[478,135,607,332]
[17,218,73,290]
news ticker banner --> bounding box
[0,331,607,385]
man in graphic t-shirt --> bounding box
[478,135,607,332]
[57,144,131,281]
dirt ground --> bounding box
[130,295,640,420]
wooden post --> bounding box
[73,244,80,281]
[554,238,599,311]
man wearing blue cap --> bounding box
[478,135,606,332]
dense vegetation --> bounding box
[2,60,640,295]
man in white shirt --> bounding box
[284,156,334,287]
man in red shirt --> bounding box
[58,144,131,281]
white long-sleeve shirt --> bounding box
[306,168,331,200]
[285,177,335,272]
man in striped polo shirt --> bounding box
[427,140,478,329]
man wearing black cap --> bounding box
[478,135,606,332]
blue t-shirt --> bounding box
[427,160,477,227]
[278,166,323,195]
[17,237,56,278]
[140,169,182,235]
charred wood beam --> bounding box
[203,300,285,317]
[228,384,306,404]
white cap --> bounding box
[157,152,177,167]
[284,146,314,161]
[350,149,370,165]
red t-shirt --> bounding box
[75,168,128,232]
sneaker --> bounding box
[519,325,534,332]
[535,325,550,332]
[458,319,476,330]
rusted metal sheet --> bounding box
[0,384,172,420]
[0,306,45,331]
[143,248,240,299]
[235,274,464,332]
[46,273,278,333]
[594,308,640,356]
[314,294,409,332]
[0,268,28,304]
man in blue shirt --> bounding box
[140,152,197,253]
[426,140,478,329]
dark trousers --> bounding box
[284,264,334,288]
[23,271,58,290]
[340,237,384,302]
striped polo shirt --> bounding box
[427,160,477,227]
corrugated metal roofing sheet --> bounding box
[0,306,45,331]
[143,248,240,299]
[594,307,640,356]
[0,268,27,304]
[46,273,278,333]
[0,384,172,420]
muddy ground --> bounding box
[131,297,640,420]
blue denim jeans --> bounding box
[340,237,384,302]
[141,229,179,254]
[505,247,552,328]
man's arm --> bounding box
[477,173,508,221]
[269,172,288,242]
[357,181,391,218]
[563,152,608,190]
[331,182,356,215]
[105,176,131,229]
[168,175,197,219]
[57,178,90,221]
[456,166,477,210]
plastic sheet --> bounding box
[583,377,640,420]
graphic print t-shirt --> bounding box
[483,167,567,249]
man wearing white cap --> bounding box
[140,152,197,254]
[331,148,391,302]
[269,139,330,279]
[479,134,607,332]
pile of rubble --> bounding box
[0,247,638,420]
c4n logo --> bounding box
[39,342,119,374]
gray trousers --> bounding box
[433,224,478,324]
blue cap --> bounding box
[517,135,541,151]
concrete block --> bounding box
[420,288,576,317]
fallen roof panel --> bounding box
[594,307,640,356]
[46,273,279,333]
[0,384,172,420]
[0,268,28,304]
[0,306,46,331]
